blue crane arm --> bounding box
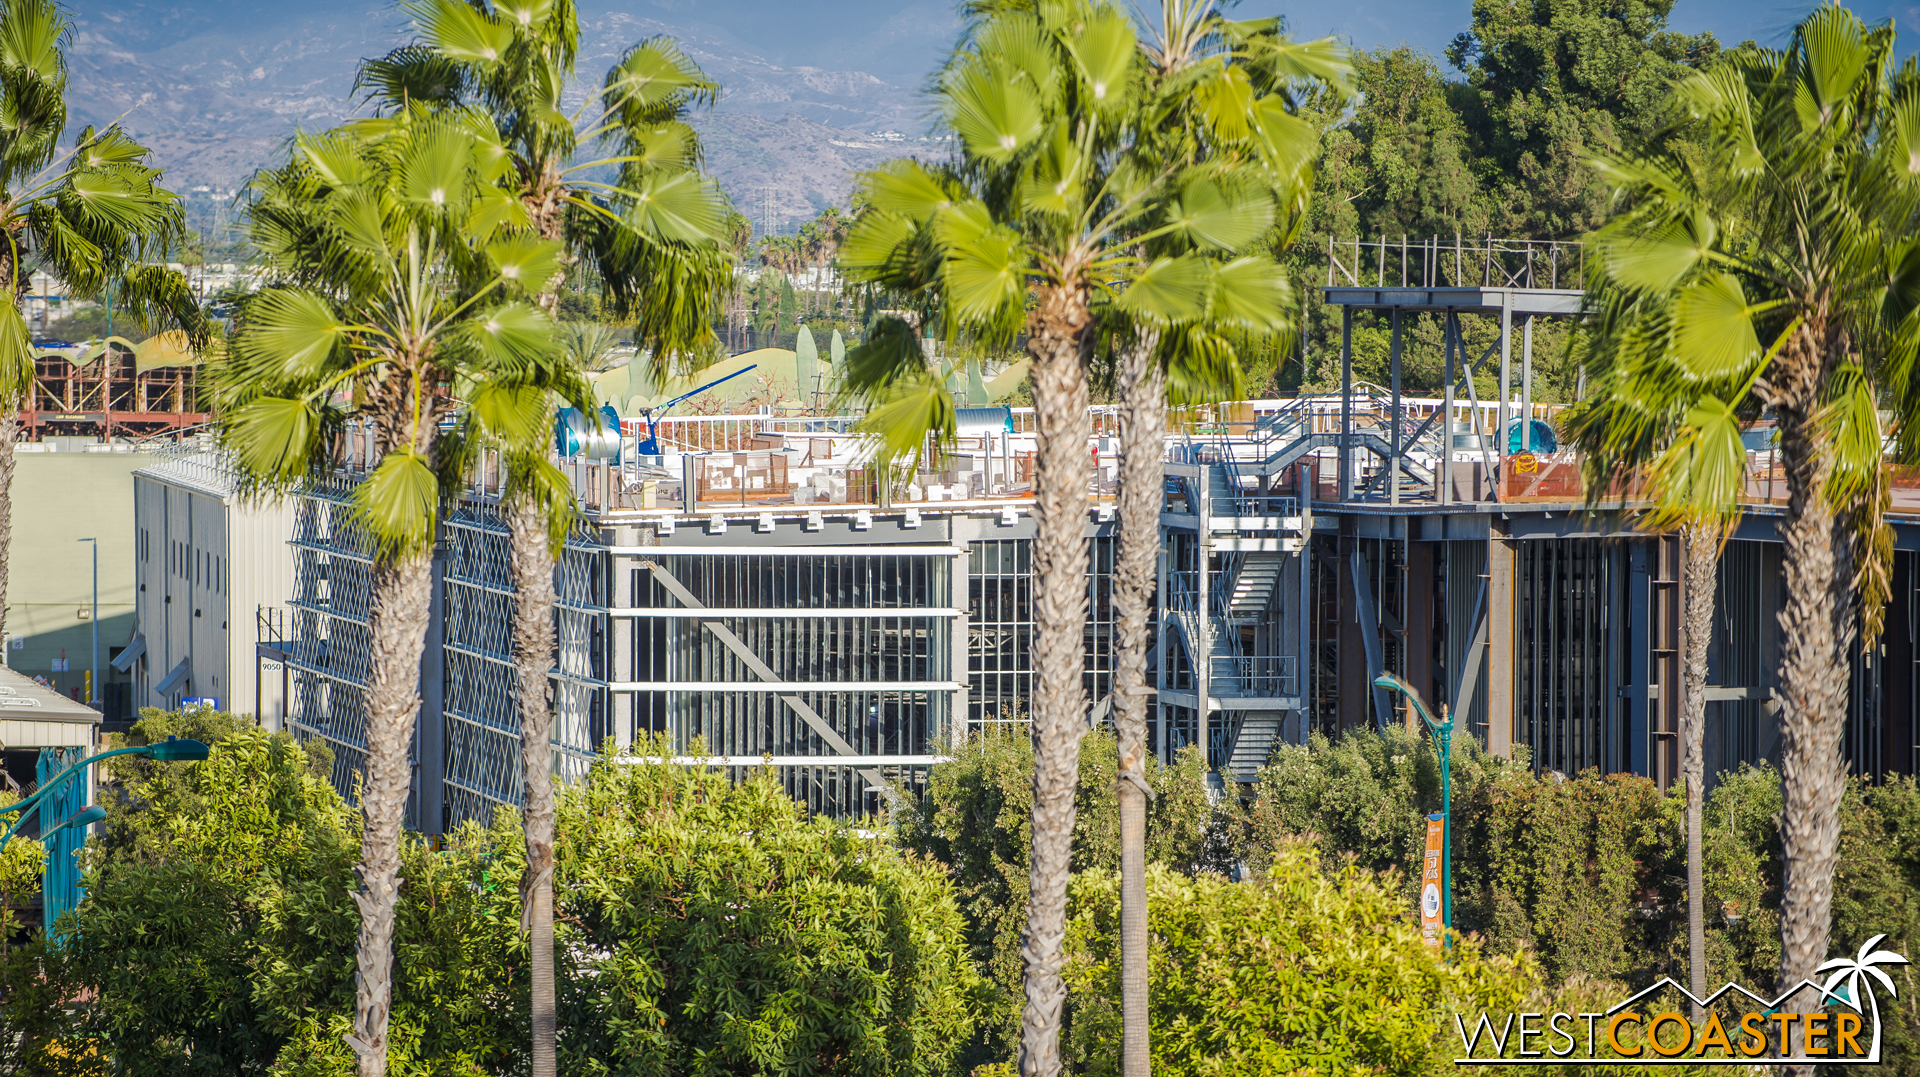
[637,364,759,454]
[654,364,759,417]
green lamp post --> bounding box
[1372,672,1453,933]
[0,735,210,846]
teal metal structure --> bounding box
[36,747,84,930]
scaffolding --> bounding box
[26,342,207,440]
[272,346,1920,828]
[285,475,381,813]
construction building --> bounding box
[126,442,298,723]
[268,237,1915,829]
[24,336,208,442]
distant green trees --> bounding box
[1311,0,1720,243]
[1272,0,1724,398]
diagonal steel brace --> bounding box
[638,560,900,803]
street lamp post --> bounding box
[0,736,210,846]
[1372,672,1453,933]
[77,538,97,707]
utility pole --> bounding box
[78,538,97,708]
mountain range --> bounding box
[63,0,1909,240]
[65,0,961,237]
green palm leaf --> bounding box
[1193,65,1257,143]
[467,301,556,370]
[1597,217,1712,293]
[399,122,475,211]
[1208,256,1290,330]
[465,382,552,447]
[1064,8,1139,116]
[1118,254,1210,324]
[222,397,329,489]
[1672,273,1762,379]
[1164,177,1274,251]
[619,169,726,243]
[602,37,718,117]
[863,160,955,222]
[936,202,1028,333]
[230,289,350,380]
[945,60,1046,164]
[486,237,565,290]
[296,130,372,188]
[411,0,512,64]
[353,449,442,558]
[1823,361,1885,506]
[1644,396,1750,526]
[465,186,532,241]
[0,306,32,403]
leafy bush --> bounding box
[1239,725,1525,886]
[33,717,981,1076]
[60,712,522,1076]
[1240,729,1678,983]
[1231,732,1920,1076]
[897,731,1224,1067]
[1474,768,1675,983]
[1064,847,1533,1077]
[1693,764,1920,1075]
[552,745,981,1076]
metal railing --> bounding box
[1327,235,1586,291]
[1210,655,1298,698]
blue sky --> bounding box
[650,0,1917,83]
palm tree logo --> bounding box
[1817,934,1911,1060]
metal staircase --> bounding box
[1227,552,1285,623]
[1226,712,1284,780]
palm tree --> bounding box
[1574,361,1734,1018]
[0,0,205,677]
[218,113,560,1077]
[725,209,755,349]
[444,322,593,1077]
[839,3,1335,1070]
[1565,10,1920,1062]
[813,205,848,314]
[1678,519,1723,1018]
[359,9,732,1074]
[1109,7,1347,1073]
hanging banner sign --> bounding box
[1421,812,1444,947]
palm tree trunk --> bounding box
[1680,519,1718,1021]
[1111,330,1162,1077]
[1773,354,1853,1071]
[525,182,567,1077]
[0,408,15,664]
[1019,280,1093,1077]
[507,496,559,1077]
[0,265,22,664]
[349,548,435,1077]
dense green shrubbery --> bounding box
[906,726,1920,1076]
[1241,728,1681,983]
[1064,850,1534,1077]
[549,743,980,1077]
[897,732,1223,1068]
[19,716,979,1076]
[1237,731,1920,1017]
[61,711,522,1076]
[19,712,1918,1076]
